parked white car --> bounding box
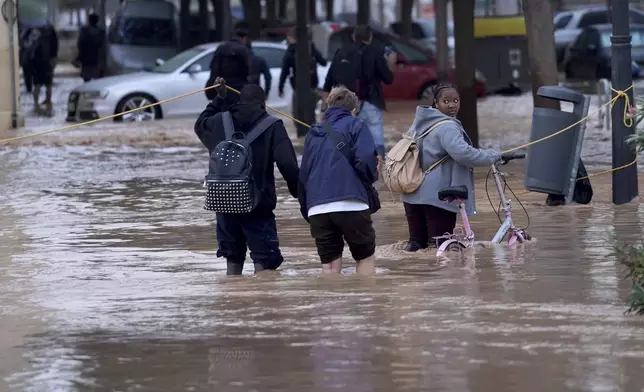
[66,41,330,122]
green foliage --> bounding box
[614,239,644,315]
[625,95,644,152]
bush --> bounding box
[614,240,644,315]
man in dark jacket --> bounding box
[77,13,105,82]
[278,29,326,127]
[23,21,58,114]
[323,25,396,159]
[248,42,272,97]
[205,22,252,103]
[298,86,378,275]
[195,79,300,275]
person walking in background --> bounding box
[77,13,106,82]
[298,86,379,275]
[205,22,252,105]
[19,24,34,94]
[323,25,396,160]
[22,21,58,114]
[248,42,272,98]
[401,84,503,252]
[194,79,300,275]
[278,28,326,126]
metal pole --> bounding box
[610,0,638,204]
[6,0,18,128]
[294,0,312,138]
[435,0,450,83]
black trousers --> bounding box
[403,203,457,248]
[216,209,283,270]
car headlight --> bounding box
[80,90,108,99]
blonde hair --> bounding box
[326,86,360,112]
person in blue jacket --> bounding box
[298,86,379,275]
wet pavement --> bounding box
[2,77,644,391]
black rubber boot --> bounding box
[546,194,566,207]
[253,263,266,274]
[404,242,422,252]
[226,262,244,276]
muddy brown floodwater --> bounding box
[2,101,644,391]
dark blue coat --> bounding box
[297,106,378,219]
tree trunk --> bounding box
[325,0,334,21]
[241,0,262,39]
[278,0,287,19]
[399,0,414,41]
[179,0,191,50]
[435,0,450,82]
[357,0,370,25]
[198,0,209,43]
[453,0,479,147]
[522,0,560,110]
[266,0,276,23]
[214,0,231,41]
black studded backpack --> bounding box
[204,111,279,213]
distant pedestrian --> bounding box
[205,22,252,105]
[194,79,300,275]
[400,84,503,252]
[278,28,326,126]
[323,25,396,160]
[247,42,272,98]
[298,86,379,275]
[22,21,58,113]
[77,13,106,82]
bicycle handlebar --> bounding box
[500,153,526,163]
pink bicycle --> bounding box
[433,153,530,257]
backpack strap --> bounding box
[414,119,453,140]
[222,111,235,140]
[245,115,279,144]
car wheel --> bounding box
[418,81,437,102]
[114,94,162,122]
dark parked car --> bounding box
[563,24,644,80]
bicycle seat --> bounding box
[438,185,469,201]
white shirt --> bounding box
[307,199,369,217]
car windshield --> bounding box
[108,17,177,46]
[152,48,205,73]
[601,29,644,47]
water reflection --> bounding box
[2,145,644,392]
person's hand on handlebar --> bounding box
[500,152,526,165]
[214,77,227,99]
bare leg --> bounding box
[322,258,342,274]
[355,255,375,276]
[33,85,41,109]
[44,84,53,105]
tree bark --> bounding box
[266,0,276,23]
[278,0,287,19]
[241,0,262,39]
[435,0,450,82]
[453,0,479,147]
[214,0,231,41]
[179,0,191,50]
[399,0,414,41]
[357,0,370,25]
[522,0,560,110]
[325,0,334,21]
[198,0,209,43]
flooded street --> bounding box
[2,82,644,391]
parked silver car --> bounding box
[66,41,330,122]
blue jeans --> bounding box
[216,209,283,270]
[358,101,385,158]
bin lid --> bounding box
[537,86,584,104]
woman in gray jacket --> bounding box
[402,85,503,252]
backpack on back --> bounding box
[382,120,452,194]
[204,112,279,213]
[331,46,364,97]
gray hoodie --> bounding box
[400,106,501,215]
